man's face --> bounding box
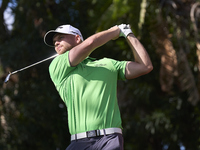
[53,33,79,54]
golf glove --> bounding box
[118,24,133,38]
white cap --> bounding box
[44,25,84,47]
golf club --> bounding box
[4,53,59,83]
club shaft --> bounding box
[11,54,59,75]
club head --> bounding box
[4,73,11,83]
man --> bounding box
[44,24,153,150]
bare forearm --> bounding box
[69,26,120,66]
[84,26,120,52]
[127,34,152,68]
[125,34,153,79]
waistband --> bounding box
[71,127,122,141]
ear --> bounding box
[75,35,82,44]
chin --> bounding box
[58,50,67,55]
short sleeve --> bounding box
[110,59,127,80]
[49,51,76,86]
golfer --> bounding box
[44,24,153,150]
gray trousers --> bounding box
[66,133,124,150]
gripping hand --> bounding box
[118,24,133,38]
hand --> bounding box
[118,24,133,38]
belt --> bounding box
[71,127,122,141]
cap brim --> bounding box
[44,30,58,47]
[44,26,84,47]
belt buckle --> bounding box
[87,130,100,138]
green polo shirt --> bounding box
[49,51,127,135]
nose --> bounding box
[54,41,59,47]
